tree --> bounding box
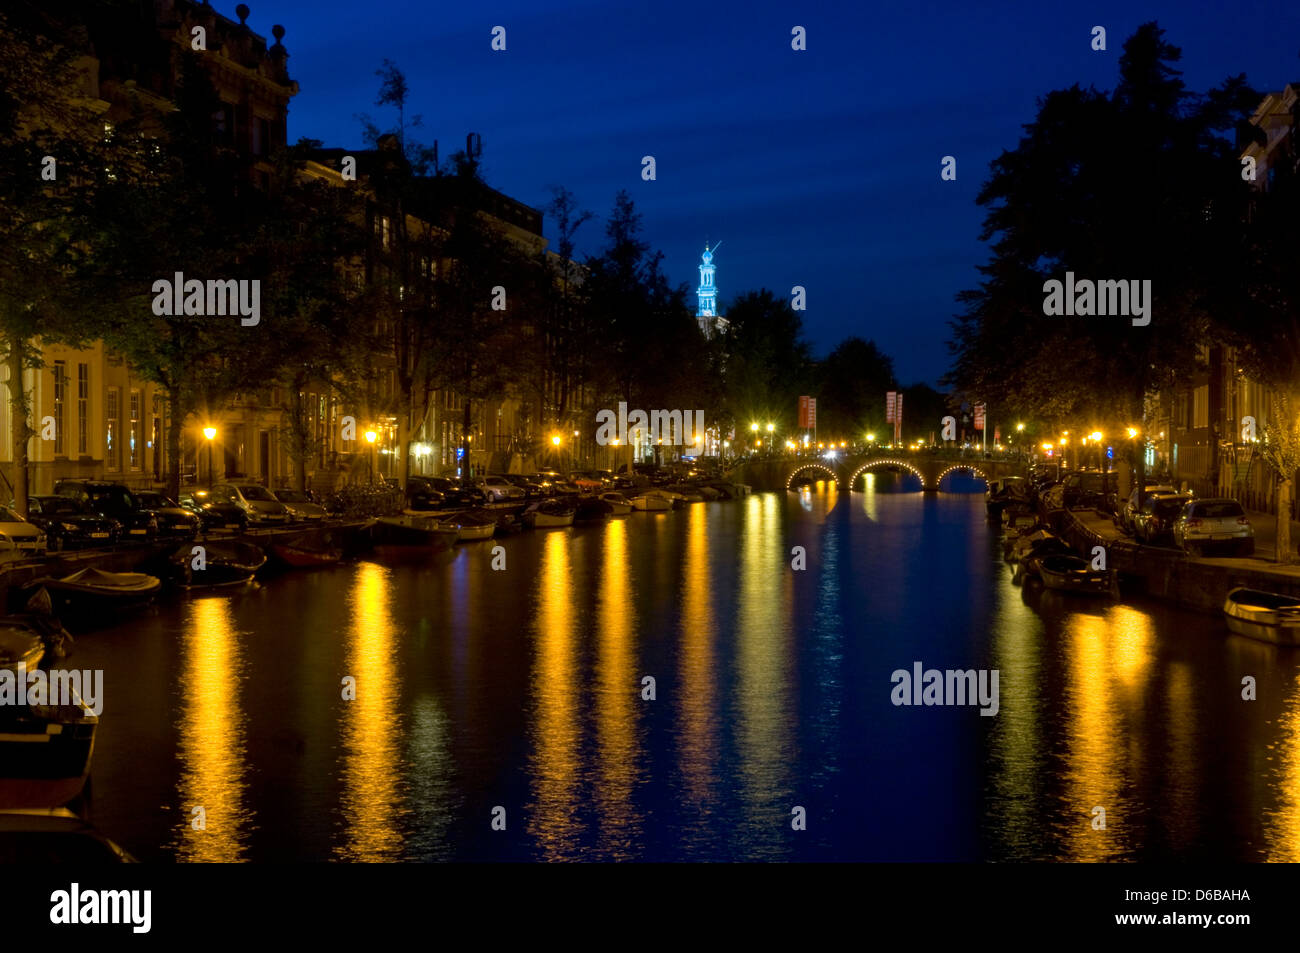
[947,22,1256,502]
[719,289,813,438]
[0,6,135,512]
[815,337,895,441]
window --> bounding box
[152,415,162,481]
[77,363,89,455]
[212,103,234,146]
[53,360,66,455]
[129,390,141,470]
[106,386,120,470]
[252,116,270,156]
[1192,385,1209,429]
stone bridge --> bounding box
[727,450,1028,493]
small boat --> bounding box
[0,808,136,862]
[493,515,525,536]
[440,512,496,541]
[0,622,44,673]
[1007,527,1056,562]
[599,492,633,515]
[1223,588,1300,645]
[268,542,342,569]
[665,485,705,503]
[574,497,614,524]
[0,621,97,811]
[523,500,576,528]
[369,515,458,560]
[1030,554,1112,594]
[28,568,162,617]
[631,492,671,512]
[170,540,267,587]
[696,485,721,501]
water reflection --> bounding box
[594,518,642,856]
[334,561,408,860]
[678,502,719,837]
[527,530,580,858]
[172,595,252,862]
[734,493,794,849]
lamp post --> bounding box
[365,429,377,485]
[203,426,216,489]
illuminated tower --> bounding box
[696,242,728,337]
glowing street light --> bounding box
[751,422,759,433]
[766,423,775,433]
[1016,422,1024,432]
[203,426,217,489]
[364,429,378,485]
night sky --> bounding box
[248,0,1299,385]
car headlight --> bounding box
[60,522,78,532]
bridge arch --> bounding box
[935,463,989,487]
[785,463,841,490]
[847,458,928,490]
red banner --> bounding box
[798,396,817,429]
[886,391,897,423]
[973,403,985,431]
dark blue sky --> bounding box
[250,0,1298,385]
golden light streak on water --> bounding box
[593,517,640,855]
[678,501,719,821]
[334,561,407,860]
[173,595,251,862]
[735,493,794,841]
[1264,669,1300,862]
[527,529,580,858]
[1060,611,1137,860]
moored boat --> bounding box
[599,492,633,515]
[630,491,671,512]
[1031,554,1113,595]
[28,568,162,618]
[170,540,267,587]
[1223,588,1300,645]
[523,500,577,528]
[0,621,97,811]
[369,515,458,559]
[574,497,614,524]
[439,511,497,541]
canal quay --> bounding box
[7,472,1298,863]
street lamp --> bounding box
[365,429,377,485]
[1016,423,1024,432]
[203,426,216,488]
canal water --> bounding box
[69,474,1300,861]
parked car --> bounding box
[535,470,579,495]
[53,480,156,540]
[25,496,119,550]
[417,477,483,509]
[592,468,633,489]
[1132,493,1193,546]
[404,476,446,511]
[274,489,328,521]
[1173,498,1254,557]
[473,475,526,503]
[180,489,248,531]
[0,505,47,561]
[1119,484,1178,534]
[501,474,546,500]
[211,482,291,525]
[134,491,202,539]
[1061,471,1111,510]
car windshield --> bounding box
[1154,498,1191,517]
[136,493,170,508]
[1195,501,1244,518]
[277,491,308,502]
[237,485,276,502]
[39,499,82,515]
[0,506,27,522]
[89,488,134,511]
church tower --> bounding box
[696,242,728,337]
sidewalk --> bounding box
[1244,508,1300,564]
